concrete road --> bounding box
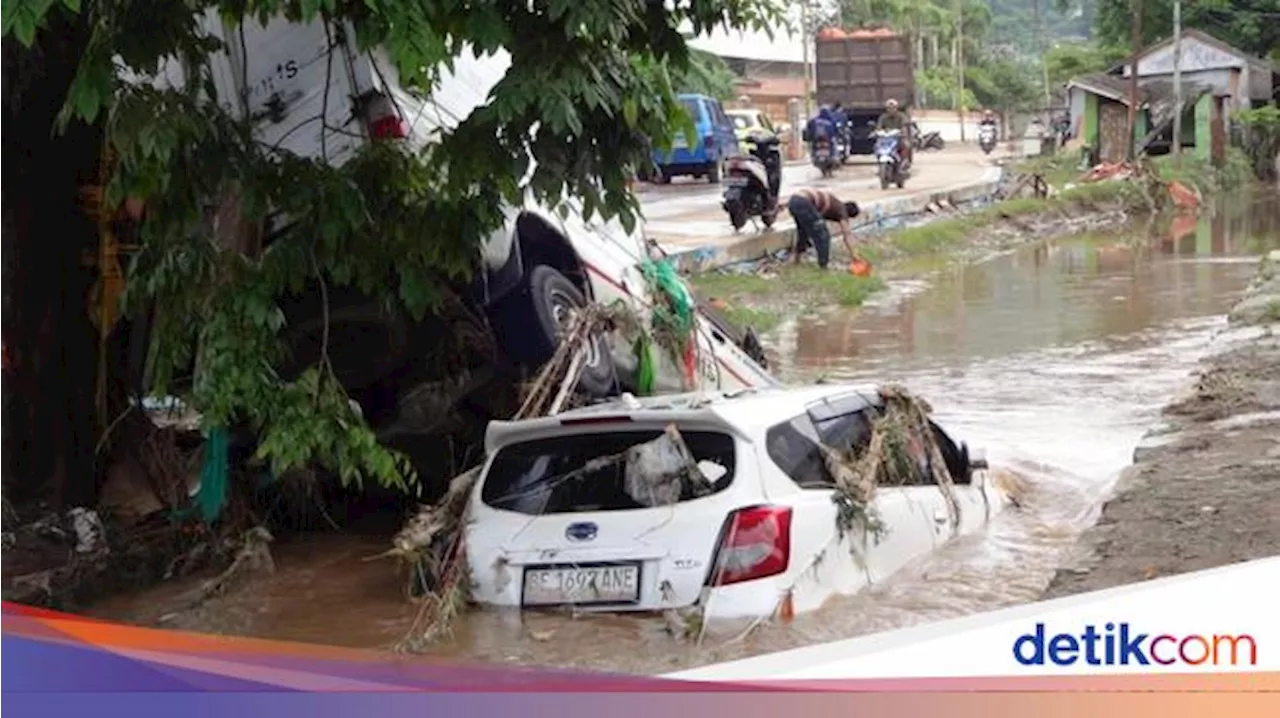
[637,144,1010,255]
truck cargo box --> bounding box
[815,28,914,110]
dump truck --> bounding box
[814,27,915,156]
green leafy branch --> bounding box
[4,0,786,493]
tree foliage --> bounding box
[1043,40,1128,87]
[670,49,741,101]
[1091,0,1280,60]
[1,0,782,494]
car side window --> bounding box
[765,409,877,489]
[711,101,730,131]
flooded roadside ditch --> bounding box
[87,189,1280,674]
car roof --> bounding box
[485,383,885,452]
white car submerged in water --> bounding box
[463,384,1011,623]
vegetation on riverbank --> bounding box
[689,148,1259,326]
[694,266,884,331]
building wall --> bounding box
[1137,68,1246,110]
[726,58,807,128]
[1068,87,1087,137]
[1083,92,1100,147]
[1130,35,1243,77]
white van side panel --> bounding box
[208,16,372,166]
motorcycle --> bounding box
[873,128,906,189]
[836,123,853,165]
[722,131,783,232]
[810,136,839,178]
[978,123,997,155]
[910,122,945,151]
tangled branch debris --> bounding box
[387,301,638,651]
[821,385,961,542]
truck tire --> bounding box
[494,265,616,398]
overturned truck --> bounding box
[122,12,778,495]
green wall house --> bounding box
[1194,93,1213,162]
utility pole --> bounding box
[1172,0,1183,165]
[801,0,813,118]
[955,0,966,143]
[1126,0,1143,161]
[1034,0,1051,111]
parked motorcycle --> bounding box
[978,123,997,155]
[910,122,945,151]
[722,130,783,232]
[873,128,906,189]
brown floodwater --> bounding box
[88,189,1280,674]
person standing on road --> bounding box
[785,188,861,270]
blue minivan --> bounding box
[648,94,741,184]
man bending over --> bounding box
[785,188,861,269]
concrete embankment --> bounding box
[1043,250,1280,599]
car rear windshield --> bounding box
[481,429,736,515]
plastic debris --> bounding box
[623,424,711,507]
[68,508,106,555]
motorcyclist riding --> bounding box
[805,106,837,144]
[875,98,907,131]
[979,109,998,129]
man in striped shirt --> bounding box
[785,188,861,269]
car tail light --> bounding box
[362,92,408,140]
[709,505,792,586]
[704,134,716,150]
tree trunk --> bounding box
[2,12,110,508]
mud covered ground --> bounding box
[1044,251,1280,598]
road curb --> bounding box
[657,166,1008,274]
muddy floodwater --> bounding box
[90,190,1280,674]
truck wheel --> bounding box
[496,265,616,398]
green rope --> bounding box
[633,334,657,396]
[639,259,695,361]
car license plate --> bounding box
[522,563,642,606]
[725,176,749,187]
[672,135,687,149]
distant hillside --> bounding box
[988,0,1093,57]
